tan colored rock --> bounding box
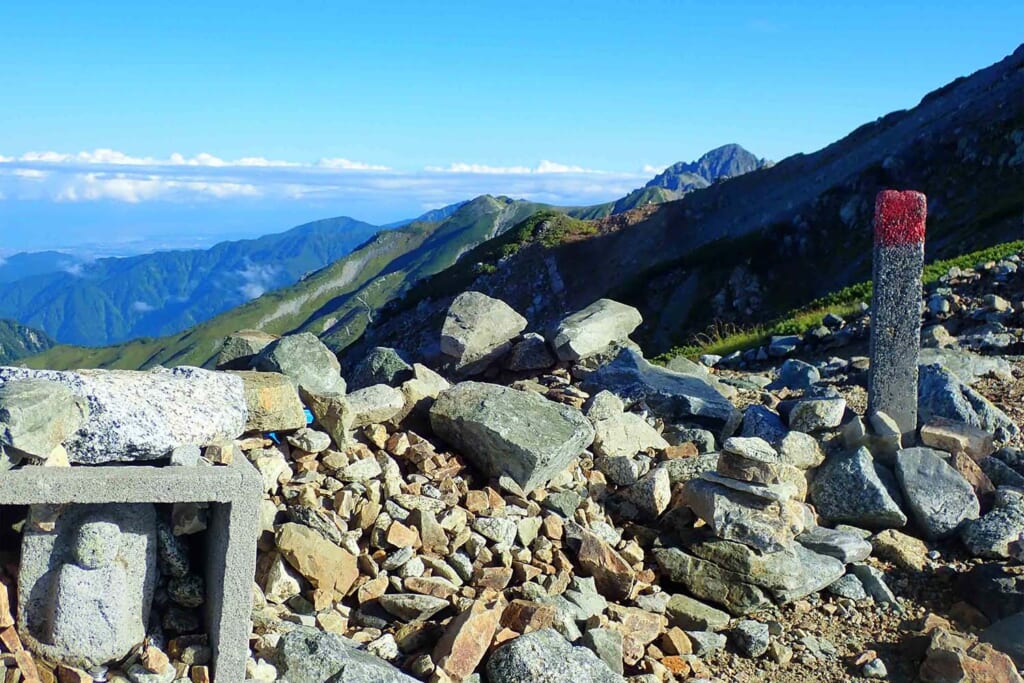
[190,666,212,683]
[386,520,421,549]
[576,529,636,601]
[474,566,513,591]
[920,627,1023,683]
[276,523,358,598]
[56,666,92,683]
[230,371,306,433]
[140,645,170,674]
[433,600,502,682]
[872,528,929,572]
[607,604,666,645]
[357,574,389,604]
[500,600,556,634]
[920,418,996,460]
[949,452,996,503]
[0,582,12,629]
[659,627,692,656]
[404,577,459,600]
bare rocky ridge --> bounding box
[1,247,1022,682]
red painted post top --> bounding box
[874,189,927,246]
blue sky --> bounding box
[1,1,1022,252]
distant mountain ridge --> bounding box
[646,143,772,192]
[0,216,381,346]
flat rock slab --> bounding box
[653,546,772,616]
[895,447,979,540]
[430,381,594,493]
[0,366,247,464]
[796,526,872,563]
[551,299,642,362]
[810,447,907,529]
[582,349,739,431]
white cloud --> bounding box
[642,164,667,175]
[238,261,280,300]
[0,147,650,207]
[131,301,156,313]
[317,157,391,171]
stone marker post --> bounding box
[868,189,927,442]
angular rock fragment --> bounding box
[348,347,413,391]
[217,329,277,370]
[550,299,642,362]
[0,379,88,459]
[252,332,346,396]
[810,447,907,528]
[440,291,527,375]
[277,627,418,683]
[894,447,979,540]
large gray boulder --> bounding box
[19,503,157,669]
[894,447,979,540]
[486,628,626,683]
[961,489,1024,559]
[440,291,527,376]
[0,379,88,459]
[809,447,907,529]
[348,347,413,391]
[347,384,405,428]
[252,332,347,396]
[277,627,418,683]
[216,329,277,370]
[550,299,642,362]
[918,363,1019,442]
[0,367,247,464]
[581,349,739,432]
[430,382,594,493]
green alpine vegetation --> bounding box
[0,319,54,364]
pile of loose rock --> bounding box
[0,250,1022,683]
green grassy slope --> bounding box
[26,196,552,370]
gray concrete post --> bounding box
[867,189,927,442]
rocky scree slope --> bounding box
[6,249,1023,681]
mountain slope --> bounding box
[342,44,1024,362]
[0,216,381,346]
[26,196,552,370]
[0,320,54,364]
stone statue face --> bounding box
[72,519,121,569]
